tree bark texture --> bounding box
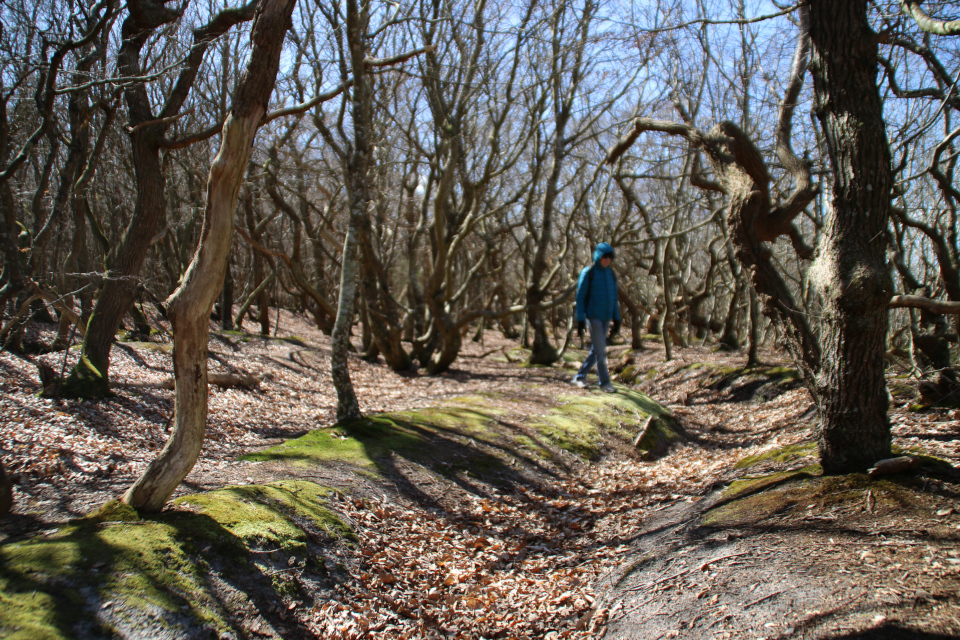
[357,219,413,371]
[123,0,295,511]
[808,0,893,472]
[327,0,382,420]
[331,216,362,421]
[524,144,562,366]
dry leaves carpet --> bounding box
[1,311,958,639]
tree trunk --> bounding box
[60,0,257,397]
[717,278,743,352]
[331,215,361,421]
[607,2,891,473]
[746,284,760,365]
[524,142,563,367]
[59,124,165,396]
[618,284,646,350]
[808,0,893,473]
[220,256,234,330]
[122,0,296,511]
[426,307,462,375]
[912,313,960,405]
[61,0,174,394]
[356,217,413,370]
[0,179,24,313]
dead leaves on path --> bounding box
[309,494,609,639]
[304,450,732,639]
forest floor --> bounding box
[0,309,959,639]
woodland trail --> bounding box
[0,311,958,639]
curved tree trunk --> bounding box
[123,0,296,511]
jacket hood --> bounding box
[593,242,615,264]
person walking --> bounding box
[572,242,621,392]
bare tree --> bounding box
[59,0,258,397]
[608,2,899,473]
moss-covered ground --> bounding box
[244,388,677,475]
[701,442,959,529]
[530,386,679,460]
[0,481,351,640]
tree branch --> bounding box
[901,1,960,36]
[890,295,960,314]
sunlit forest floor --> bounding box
[1,309,958,638]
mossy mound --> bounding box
[701,442,960,529]
[718,464,823,504]
[531,386,678,460]
[174,480,356,548]
[703,364,798,388]
[242,399,514,481]
[0,481,351,640]
[244,389,675,477]
[700,473,929,528]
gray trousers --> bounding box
[573,318,610,386]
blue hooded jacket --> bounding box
[575,242,621,323]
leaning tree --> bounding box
[123,0,297,511]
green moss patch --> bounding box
[531,387,677,460]
[558,350,585,364]
[0,513,232,639]
[720,464,823,503]
[244,388,675,476]
[618,365,641,384]
[242,400,513,481]
[701,473,928,528]
[734,442,818,470]
[702,364,799,391]
[632,415,686,460]
[175,480,356,546]
[241,415,429,469]
[0,481,352,640]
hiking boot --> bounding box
[600,383,617,393]
[573,378,587,388]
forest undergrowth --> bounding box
[0,309,958,639]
